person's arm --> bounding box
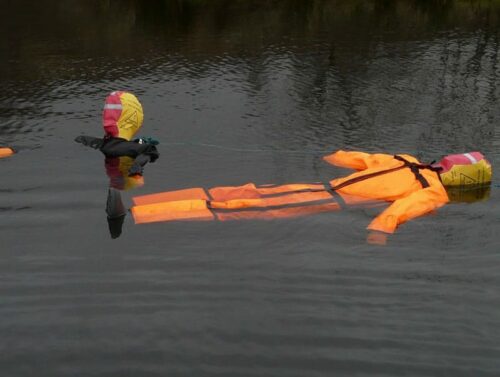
[100,138,146,157]
[367,185,449,234]
[323,150,394,170]
[100,138,159,176]
[128,152,155,176]
[75,135,103,149]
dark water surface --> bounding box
[1,1,500,376]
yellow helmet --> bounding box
[433,152,492,186]
[102,91,144,141]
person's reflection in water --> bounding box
[105,157,146,238]
[75,91,159,238]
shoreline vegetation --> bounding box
[1,1,498,157]
[1,0,499,103]
[3,1,500,59]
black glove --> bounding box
[128,163,143,176]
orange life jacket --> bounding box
[131,150,449,233]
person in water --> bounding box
[76,91,159,238]
[75,91,159,176]
[129,150,491,239]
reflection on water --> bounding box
[2,0,500,157]
[1,1,500,376]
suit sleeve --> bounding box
[101,140,158,159]
[367,186,449,234]
[75,135,103,149]
[127,144,159,176]
[128,153,154,176]
[323,150,394,171]
[101,139,160,176]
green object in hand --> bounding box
[133,136,159,145]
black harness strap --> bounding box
[257,186,325,198]
[329,155,442,192]
[207,155,442,214]
[208,197,338,213]
[393,155,442,188]
[324,182,346,209]
[330,164,406,191]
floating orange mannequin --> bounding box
[131,150,492,234]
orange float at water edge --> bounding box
[0,147,14,158]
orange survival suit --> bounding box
[131,150,450,234]
[323,150,448,233]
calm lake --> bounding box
[1,1,500,376]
